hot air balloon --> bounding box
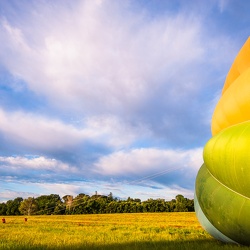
[195,37,250,245]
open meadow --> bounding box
[1,212,250,250]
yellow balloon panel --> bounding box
[212,67,250,135]
[222,37,250,94]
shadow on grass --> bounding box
[5,239,250,250]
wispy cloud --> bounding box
[0,0,205,116]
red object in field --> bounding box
[2,218,5,223]
[24,218,27,222]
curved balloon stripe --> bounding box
[204,121,250,198]
[195,37,250,245]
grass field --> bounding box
[1,212,250,250]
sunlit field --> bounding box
[1,212,250,250]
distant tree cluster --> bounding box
[0,193,194,216]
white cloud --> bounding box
[94,147,203,176]
[83,115,151,148]
[0,0,235,150]
[0,155,77,173]
[0,0,205,116]
[0,108,145,151]
[0,108,84,150]
[0,147,203,202]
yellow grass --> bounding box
[0,212,249,249]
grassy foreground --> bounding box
[1,212,250,250]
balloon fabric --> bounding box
[195,37,250,245]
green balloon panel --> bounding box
[196,164,250,245]
[204,121,250,198]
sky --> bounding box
[0,0,250,202]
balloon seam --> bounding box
[206,167,250,200]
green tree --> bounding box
[174,195,188,212]
[106,201,117,213]
[186,198,194,211]
[168,199,176,212]
[36,194,62,215]
[71,193,90,214]
[19,197,38,215]
[0,203,7,215]
[1,192,194,215]
[53,202,66,215]
[6,197,23,215]
[97,197,109,213]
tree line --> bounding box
[0,193,194,216]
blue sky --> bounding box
[0,0,249,202]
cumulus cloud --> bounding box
[0,108,147,154]
[93,147,203,191]
[0,155,80,184]
[0,108,84,150]
[94,147,203,177]
[0,155,77,172]
[0,146,203,200]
